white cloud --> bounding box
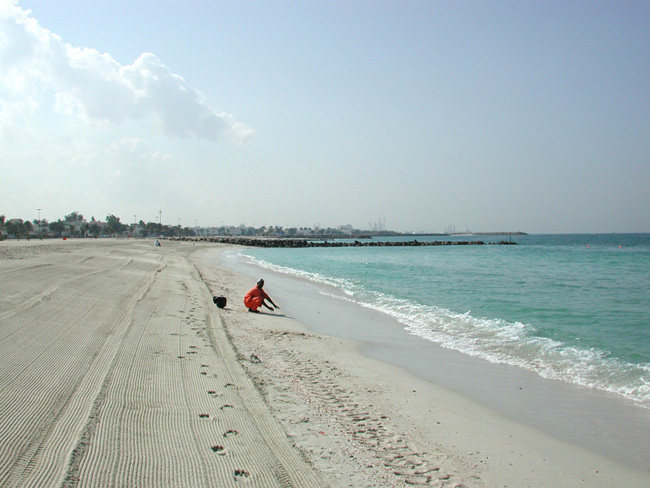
[0,1,254,143]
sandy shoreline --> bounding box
[1,239,648,487]
[220,246,650,469]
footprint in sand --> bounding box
[199,413,210,419]
[223,430,238,437]
[210,445,226,455]
[234,469,250,478]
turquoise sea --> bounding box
[236,234,650,409]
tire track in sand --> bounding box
[240,330,478,488]
[200,299,324,488]
[45,244,323,488]
[0,248,165,487]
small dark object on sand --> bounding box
[213,296,227,308]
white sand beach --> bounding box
[1,238,648,487]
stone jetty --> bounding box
[170,236,517,248]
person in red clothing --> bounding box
[244,279,280,313]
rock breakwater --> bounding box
[171,237,517,248]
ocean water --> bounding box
[236,234,650,409]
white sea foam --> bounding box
[238,250,650,409]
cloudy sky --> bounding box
[1,0,649,233]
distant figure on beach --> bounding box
[244,279,279,313]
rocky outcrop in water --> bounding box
[170,236,517,248]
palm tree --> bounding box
[89,223,100,238]
[5,219,19,239]
[5,219,29,240]
[49,220,65,237]
[23,221,32,240]
[105,214,124,236]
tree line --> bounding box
[0,212,194,240]
[1,211,381,241]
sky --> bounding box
[1,0,649,234]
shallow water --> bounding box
[237,234,650,409]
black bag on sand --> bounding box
[213,296,227,308]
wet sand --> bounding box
[1,238,648,487]
[219,245,650,472]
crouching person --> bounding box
[244,279,280,313]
